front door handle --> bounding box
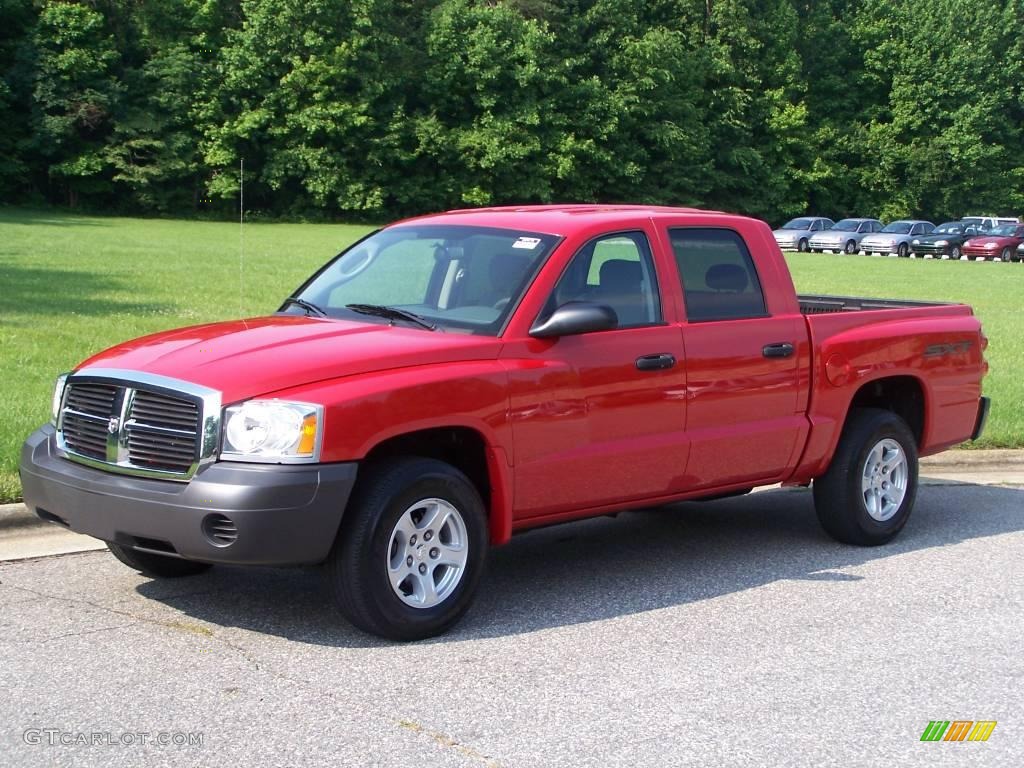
[636,353,677,371]
[762,342,795,359]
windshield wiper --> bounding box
[280,297,327,317]
[345,303,437,331]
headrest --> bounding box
[705,263,748,292]
[489,253,532,285]
[599,259,642,287]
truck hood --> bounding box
[76,315,501,404]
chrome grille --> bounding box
[61,384,118,460]
[126,390,200,473]
[56,372,219,481]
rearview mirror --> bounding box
[529,302,618,338]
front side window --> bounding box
[538,231,662,329]
[670,228,768,322]
[288,225,559,335]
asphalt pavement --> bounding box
[1,474,1021,767]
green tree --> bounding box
[28,1,123,206]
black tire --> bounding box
[1000,247,1011,262]
[812,408,919,546]
[326,457,488,641]
[107,542,211,578]
[863,250,872,256]
[897,243,908,258]
[950,245,962,260]
[812,248,822,253]
[832,249,841,254]
[844,240,856,254]
[798,238,809,252]
[1012,250,1021,263]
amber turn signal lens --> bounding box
[297,414,318,455]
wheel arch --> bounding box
[845,375,926,448]
[362,426,513,545]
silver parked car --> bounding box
[860,220,935,258]
[808,218,885,254]
[772,216,835,252]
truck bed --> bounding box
[798,294,952,315]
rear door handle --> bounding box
[762,342,795,359]
[636,353,677,371]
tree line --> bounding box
[1,0,1021,223]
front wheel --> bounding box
[798,238,809,252]
[844,240,857,254]
[812,408,918,546]
[107,542,212,578]
[950,245,962,260]
[897,243,909,258]
[1000,247,1011,262]
[326,457,488,641]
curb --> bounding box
[0,503,38,530]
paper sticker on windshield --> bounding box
[512,237,542,250]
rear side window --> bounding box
[669,228,768,322]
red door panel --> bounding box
[503,326,688,518]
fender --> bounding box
[263,359,517,545]
[789,314,983,484]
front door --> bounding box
[504,230,688,519]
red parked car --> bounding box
[962,223,1024,261]
[21,205,989,640]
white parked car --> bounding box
[860,220,935,258]
[809,218,884,254]
[772,217,835,252]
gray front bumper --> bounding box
[20,426,358,566]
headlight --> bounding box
[934,240,949,246]
[221,400,323,463]
[51,373,69,425]
[912,239,919,244]
[985,242,998,248]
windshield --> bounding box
[830,219,861,232]
[988,224,1017,236]
[781,218,814,230]
[287,225,559,335]
[881,222,913,234]
[934,222,962,234]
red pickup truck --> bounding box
[21,205,989,640]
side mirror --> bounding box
[529,302,618,339]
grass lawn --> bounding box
[1,208,1019,502]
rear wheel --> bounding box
[813,409,918,546]
[326,457,488,641]
[107,542,211,578]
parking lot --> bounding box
[2,481,1020,767]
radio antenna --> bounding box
[239,157,244,317]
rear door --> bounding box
[665,225,807,489]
